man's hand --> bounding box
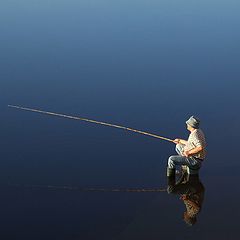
[173,138,180,144]
[183,150,190,157]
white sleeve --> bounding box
[192,132,203,147]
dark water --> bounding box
[1,0,240,239]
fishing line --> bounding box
[8,105,174,143]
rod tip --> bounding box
[8,105,18,108]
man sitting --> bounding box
[167,116,207,177]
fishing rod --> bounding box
[8,105,174,143]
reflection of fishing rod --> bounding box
[9,184,166,192]
[8,105,174,143]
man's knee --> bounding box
[168,156,174,163]
[168,156,175,168]
[175,144,184,155]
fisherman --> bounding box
[167,116,206,177]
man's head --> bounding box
[183,211,197,226]
[186,116,200,131]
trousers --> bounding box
[168,144,202,170]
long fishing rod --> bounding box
[8,105,174,143]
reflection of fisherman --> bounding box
[167,116,207,177]
[167,174,205,226]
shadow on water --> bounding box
[9,171,205,228]
[8,183,166,192]
[167,173,205,226]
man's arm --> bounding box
[183,146,203,157]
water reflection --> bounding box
[167,173,205,226]
[9,183,166,192]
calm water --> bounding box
[1,0,240,239]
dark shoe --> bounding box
[167,175,175,188]
[167,167,176,190]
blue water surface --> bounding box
[1,0,240,239]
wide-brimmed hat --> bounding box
[186,116,200,129]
